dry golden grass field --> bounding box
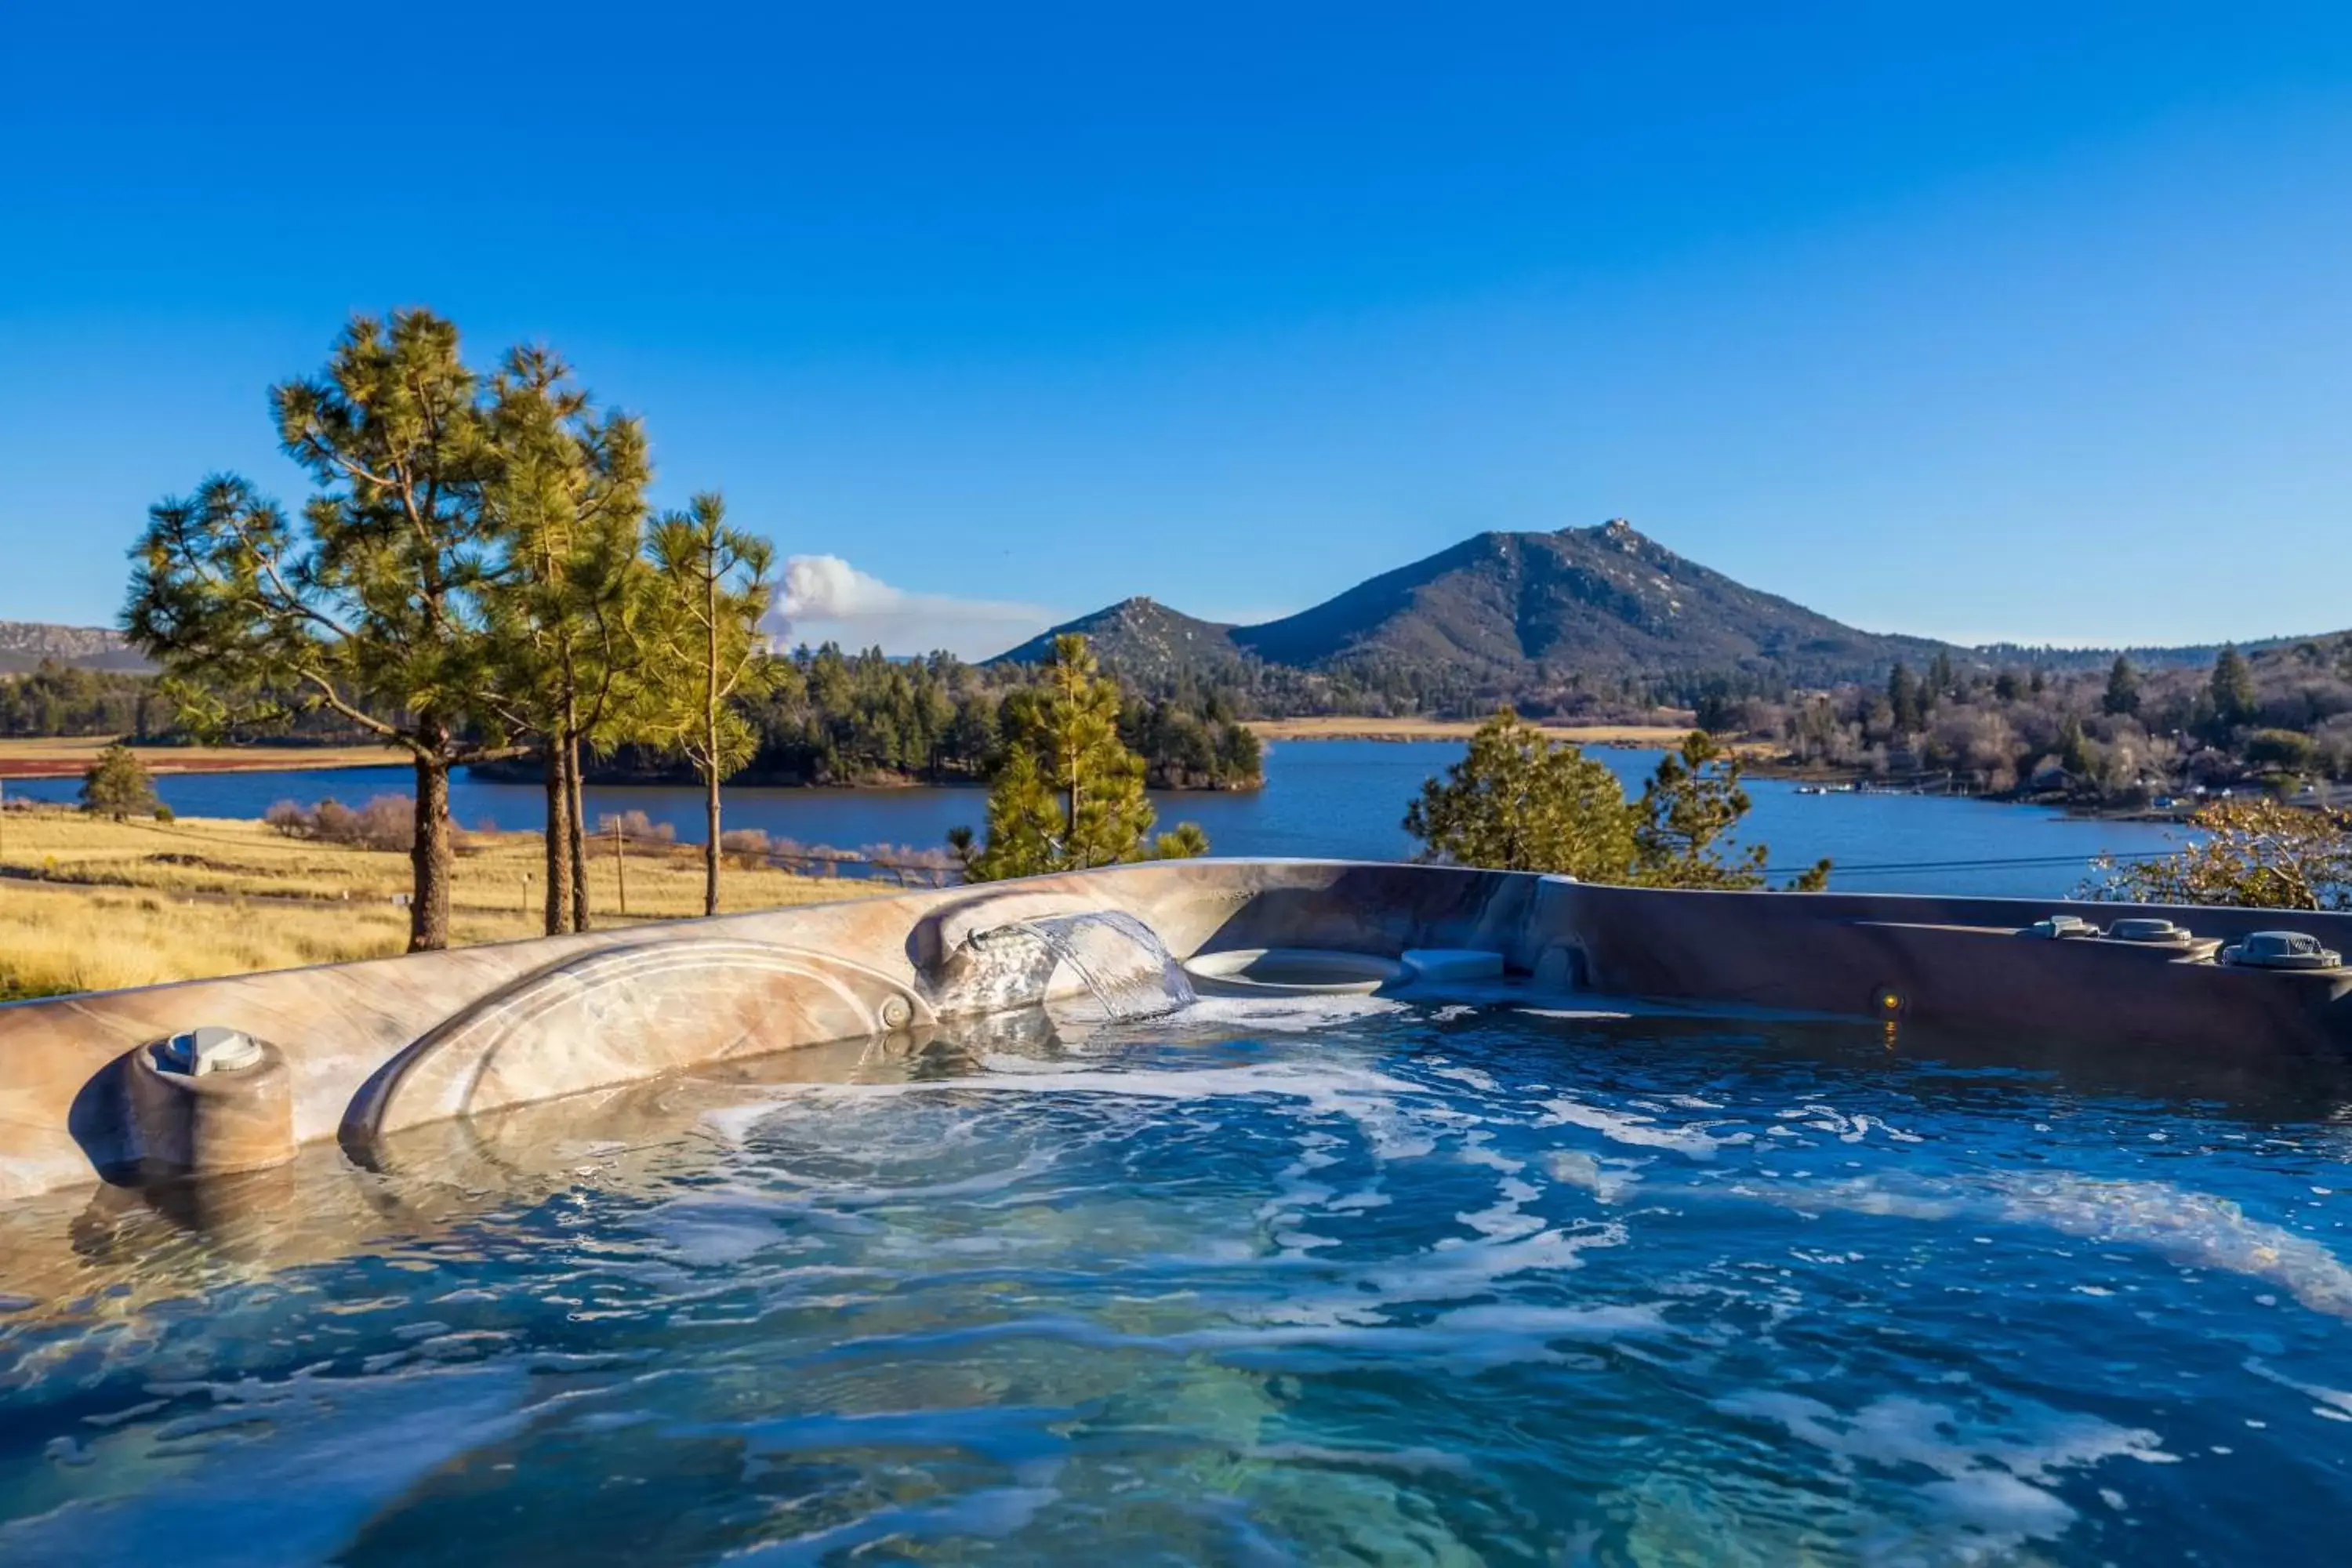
[0,807,887,999]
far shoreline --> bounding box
[0,736,405,781]
[1244,717,1705,747]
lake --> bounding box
[5,740,2191,900]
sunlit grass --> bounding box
[0,807,891,998]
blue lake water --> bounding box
[6,740,2191,901]
[2,998,2345,1563]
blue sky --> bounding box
[5,3,2351,657]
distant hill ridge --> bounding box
[990,597,1243,683]
[0,621,151,674]
[990,520,2317,684]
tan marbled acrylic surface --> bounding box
[5,858,2351,1205]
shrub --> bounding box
[78,742,157,821]
[596,810,676,845]
[2246,729,2319,773]
[350,795,414,852]
[258,793,414,851]
[2089,799,2352,909]
[719,827,771,867]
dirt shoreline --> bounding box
[1243,717,1705,746]
[0,736,403,780]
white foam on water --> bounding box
[1176,994,1409,1033]
[1732,1176,1961,1222]
[1424,1061,1499,1093]
[1724,1170,2352,1319]
[1456,1176,1547,1241]
[1544,1150,1645,1205]
[1537,1097,1753,1160]
[1261,1221,1630,1330]
[701,1060,1450,1166]
[2244,1358,2352,1421]
[1714,1389,2172,1557]
[1780,1104,1925,1145]
[1456,1134,1523,1174]
[1516,1007,1636,1022]
[1981,1175,2352,1321]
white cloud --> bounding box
[764,554,1058,661]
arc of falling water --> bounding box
[972,910,1197,1023]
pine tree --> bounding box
[1406,713,1828,889]
[125,310,510,951]
[1927,650,1955,703]
[483,348,653,935]
[2210,644,2258,727]
[1632,731,1776,888]
[2101,654,2141,717]
[960,634,1205,879]
[2059,716,2096,779]
[643,494,778,917]
[1887,663,1922,732]
[1404,709,1636,877]
[78,742,157,820]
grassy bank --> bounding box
[0,807,887,998]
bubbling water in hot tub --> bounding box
[5,987,2351,1563]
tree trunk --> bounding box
[566,729,590,931]
[704,763,722,917]
[542,737,574,935]
[703,557,722,918]
[409,747,453,953]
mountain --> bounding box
[993,521,1957,688]
[1227,520,1954,683]
[0,621,152,674]
[989,597,1244,684]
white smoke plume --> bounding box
[764,554,1057,661]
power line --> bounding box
[1760,848,2179,878]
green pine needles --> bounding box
[958,635,1210,880]
[1405,710,1831,890]
[123,310,776,949]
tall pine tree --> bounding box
[961,634,1207,879]
[2101,654,2141,717]
[482,349,652,935]
[643,494,777,916]
[2210,644,2258,727]
[1887,662,1922,732]
[125,310,510,950]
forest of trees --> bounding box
[481,642,1262,793]
[1095,648,1677,728]
[4,641,1265,798]
[0,664,171,739]
[1715,637,2352,801]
